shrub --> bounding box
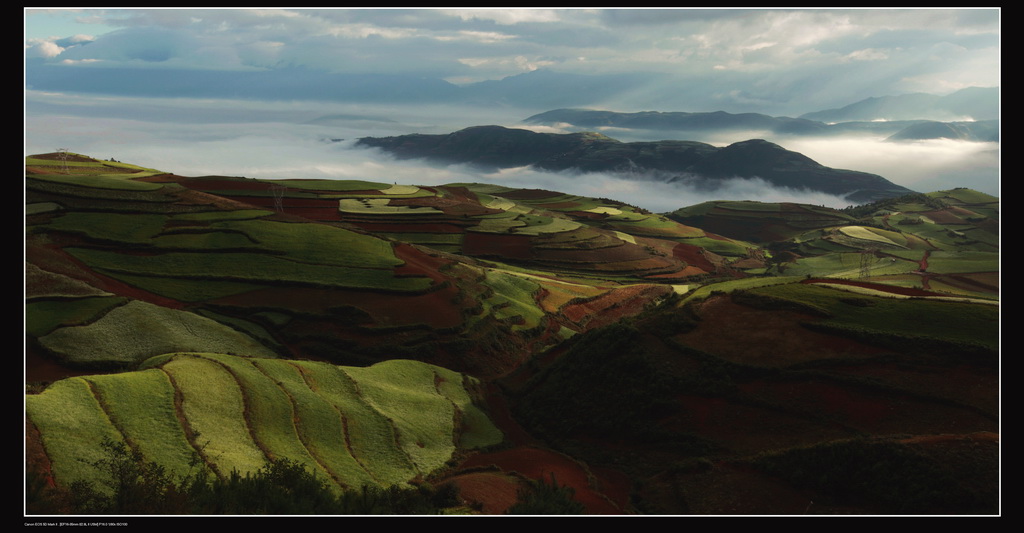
[53,437,463,515]
[506,473,586,515]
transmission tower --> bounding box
[56,148,70,174]
[269,183,287,213]
[859,248,877,279]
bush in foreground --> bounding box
[29,438,462,515]
[506,473,585,515]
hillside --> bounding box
[357,126,914,204]
[25,153,999,515]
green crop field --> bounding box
[921,250,999,274]
[82,370,196,480]
[339,198,443,214]
[28,172,166,190]
[37,300,280,367]
[162,354,270,477]
[41,212,169,243]
[65,247,432,293]
[746,282,999,351]
[291,361,419,486]
[25,296,127,338]
[27,354,503,496]
[483,270,546,330]
[838,226,907,248]
[25,378,124,491]
[247,359,380,488]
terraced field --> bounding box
[32,157,689,379]
[26,353,502,494]
[25,153,999,515]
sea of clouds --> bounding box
[25,93,998,213]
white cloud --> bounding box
[25,39,64,58]
[441,8,564,25]
[24,8,999,202]
[24,8,999,106]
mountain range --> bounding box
[357,125,915,204]
[26,60,997,123]
[25,151,998,515]
[523,108,999,143]
[799,86,998,123]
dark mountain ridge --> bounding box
[357,126,914,204]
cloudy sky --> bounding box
[24,8,1000,210]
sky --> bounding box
[24,8,1001,211]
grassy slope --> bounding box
[27,354,503,494]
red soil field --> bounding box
[800,277,945,297]
[457,446,629,514]
[670,393,855,456]
[445,471,523,514]
[674,293,890,367]
[344,221,469,234]
[529,201,582,210]
[926,271,998,295]
[25,240,186,311]
[529,241,656,264]
[178,178,287,191]
[392,241,453,283]
[657,461,824,514]
[812,361,998,416]
[737,378,997,437]
[703,231,738,241]
[644,265,710,279]
[462,232,534,260]
[211,284,464,331]
[278,206,342,221]
[919,209,969,225]
[561,284,672,330]
[494,189,564,200]
[387,195,496,217]
[671,242,717,272]
[569,209,606,219]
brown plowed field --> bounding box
[674,293,889,367]
[462,232,534,260]
[457,446,629,514]
[672,242,718,272]
[445,471,523,514]
[561,284,672,329]
[345,221,469,234]
[801,277,944,297]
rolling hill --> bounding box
[25,152,999,515]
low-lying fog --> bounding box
[25,93,999,213]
